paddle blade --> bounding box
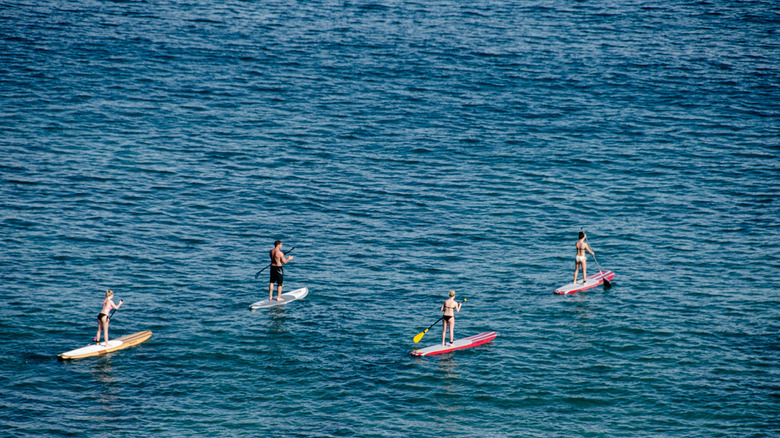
[603,278,612,290]
[413,330,426,344]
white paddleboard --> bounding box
[411,332,497,357]
[554,271,615,294]
[249,287,309,310]
[58,331,153,360]
[62,340,123,358]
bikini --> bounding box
[443,303,456,322]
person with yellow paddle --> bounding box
[440,289,463,346]
[411,292,496,357]
[413,290,466,345]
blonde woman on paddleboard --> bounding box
[441,290,462,346]
[95,290,122,346]
[574,231,596,284]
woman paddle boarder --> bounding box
[574,230,596,284]
[441,290,462,346]
[95,290,122,346]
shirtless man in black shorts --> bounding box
[269,240,294,302]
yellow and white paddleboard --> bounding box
[249,287,308,310]
[58,331,152,360]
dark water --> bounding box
[2,1,779,436]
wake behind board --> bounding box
[411,331,496,357]
[554,271,615,294]
[58,330,152,360]
[249,287,308,310]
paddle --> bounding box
[413,298,466,343]
[254,247,295,279]
[584,233,611,290]
[108,299,123,321]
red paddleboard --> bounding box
[411,331,496,357]
[554,271,615,294]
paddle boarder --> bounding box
[95,290,122,346]
[441,290,462,346]
[573,231,596,284]
[269,240,294,303]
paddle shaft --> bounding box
[255,247,295,279]
[421,316,444,334]
[108,299,123,321]
[584,234,611,288]
[585,237,605,273]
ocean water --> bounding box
[1,1,779,436]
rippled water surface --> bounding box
[1,1,779,436]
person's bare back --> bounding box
[576,239,590,258]
[270,247,285,266]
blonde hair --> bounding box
[449,289,456,297]
[105,289,114,299]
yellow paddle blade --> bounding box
[413,330,426,343]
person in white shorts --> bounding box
[573,231,596,284]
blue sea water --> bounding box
[1,0,779,436]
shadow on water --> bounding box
[91,357,117,395]
[85,357,125,421]
[268,306,289,334]
[91,356,114,385]
[243,305,291,335]
[437,355,459,381]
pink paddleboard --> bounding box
[411,331,497,357]
[554,271,615,294]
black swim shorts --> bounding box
[269,265,284,285]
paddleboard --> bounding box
[554,271,615,294]
[58,330,152,360]
[411,331,497,357]
[249,287,308,310]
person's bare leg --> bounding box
[277,284,284,301]
[449,319,455,345]
[95,319,102,343]
[574,262,580,284]
[582,260,587,283]
[442,320,447,345]
[269,283,274,302]
[103,318,110,345]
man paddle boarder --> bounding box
[269,241,294,303]
[573,231,596,284]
